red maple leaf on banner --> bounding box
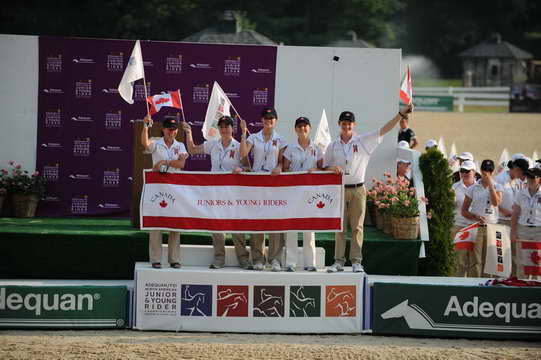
[160,200,168,208]
[459,231,469,240]
[316,201,325,209]
[531,251,541,265]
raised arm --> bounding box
[182,122,205,155]
[380,104,414,137]
[239,119,253,157]
[141,115,153,151]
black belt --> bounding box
[345,183,364,188]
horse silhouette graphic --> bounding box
[290,286,317,317]
[381,299,541,333]
[181,285,208,316]
[253,288,284,317]
[326,287,356,317]
[217,288,248,317]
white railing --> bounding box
[414,86,510,112]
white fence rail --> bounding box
[414,86,510,112]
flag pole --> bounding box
[179,91,187,123]
[140,40,151,126]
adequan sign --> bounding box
[372,283,541,339]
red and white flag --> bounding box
[400,66,413,105]
[520,240,541,276]
[146,90,182,115]
[203,81,235,141]
[453,222,481,251]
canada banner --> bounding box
[140,171,344,232]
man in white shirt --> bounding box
[324,104,413,273]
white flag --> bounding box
[448,142,459,172]
[497,148,510,173]
[484,224,512,278]
[203,81,233,141]
[118,40,145,104]
[437,136,447,158]
[314,109,331,154]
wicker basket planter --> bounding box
[12,193,40,218]
[382,212,393,235]
[391,216,420,240]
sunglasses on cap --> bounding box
[459,169,472,173]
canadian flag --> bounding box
[400,66,413,105]
[146,90,182,115]
[520,240,541,276]
[453,222,481,251]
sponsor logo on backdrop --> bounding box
[189,63,212,70]
[43,196,61,202]
[68,174,92,180]
[103,169,120,187]
[225,92,240,99]
[105,111,122,130]
[224,56,241,76]
[100,146,122,152]
[252,88,269,105]
[45,110,61,128]
[71,115,93,123]
[216,286,248,317]
[134,83,151,101]
[46,55,62,72]
[75,80,92,98]
[307,193,335,209]
[143,282,177,315]
[325,286,356,317]
[42,88,63,94]
[192,84,210,103]
[251,68,272,74]
[97,203,121,209]
[43,164,59,182]
[166,55,183,74]
[73,138,90,157]
[150,192,176,208]
[41,142,62,149]
[290,286,321,317]
[253,286,284,317]
[102,88,119,94]
[187,120,204,126]
[143,60,154,67]
[107,53,124,71]
[180,285,212,316]
[189,153,208,161]
[0,287,98,316]
[71,195,88,214]
[72,57,95,64]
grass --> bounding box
[415,78,462,87]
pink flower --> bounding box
[383,172,391,178]
[420,196,428,204]
[404,200,411,206]
[427,212,433,219]
[8,160,14,166]
[15,164,21,169]
[33,171,39,176]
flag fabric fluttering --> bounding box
[146,90,182,115]
[520,240,541,276]
[448,142,459,172]
[314,109,332,154]
[453,222,481,251]
[203,81,233,141]
[118,40,145,105]
[437,136,447,158]
[400,66,413,105]
[484,224,511,278]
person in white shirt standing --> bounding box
[324,104,414,273]
[239,108,287,271]
[461,159,503,277]
[141,115,189,269]
[511,167,541,279]
[451,160,477,276]
[282,116,323,272]
[183,115,252,270]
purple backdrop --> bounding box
[37,36,277,217]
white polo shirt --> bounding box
[203,138,241,172]
[323,129,382,184]
[452,180,473,227]
[147,137,188,173]
[514,187,541,226]
[465,180,504,224]
[283,140,323,171]
[247,130,287,172]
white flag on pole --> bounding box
[437,136,447,158]
[118,40,145,104]
[497,148,510,173]
[448,142,459,172]
[314,109,332,153]
[484,224,512,278]
[203,81,233,141]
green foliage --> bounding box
[3,162,47,198]
[418,148,455,276]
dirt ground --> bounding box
[411,112,540,163]
[1,330,540,360]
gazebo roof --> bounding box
[459,37,532,59]
[183,28,276,45]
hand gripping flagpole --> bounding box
[141,41,152,127]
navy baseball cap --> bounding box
[162,116,178,129]
[217,115,234,127]
[261,108,277,119]
[339,111,355,122]
[294,117,310,126]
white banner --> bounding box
[134,263,363,333]
[140,171,344,233]
[484,224,512,278]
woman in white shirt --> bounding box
[461,159,503,277]
[240,108,287,271]
[141,115,189,269]
[282,117,323,272]
[183,116,252,270]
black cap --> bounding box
[294,117,310,127]
[261,107,277,119]
[480,159,495,172]
[217,115,234,127]
[162,116,178,129]
[339,111,355,122]
[512,158,530,173]
[526,167,541,178]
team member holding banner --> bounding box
[240,108,287,272]
[182,115,253,270]
[324,104,414,273]
[282,116,323,272]
[141,115,189,269]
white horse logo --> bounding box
[181,285,207,316]
[217,288,248,317]
[253,288,284,317]
[290,286,316,317]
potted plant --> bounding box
[372,173,396,235]
[388,176,426,239]
[5,161,47,217]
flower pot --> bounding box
[382,212,393,235]
[367,201,377,226]
[375,208,383,230]
[391,216,420,240]
[11,193,40,218]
